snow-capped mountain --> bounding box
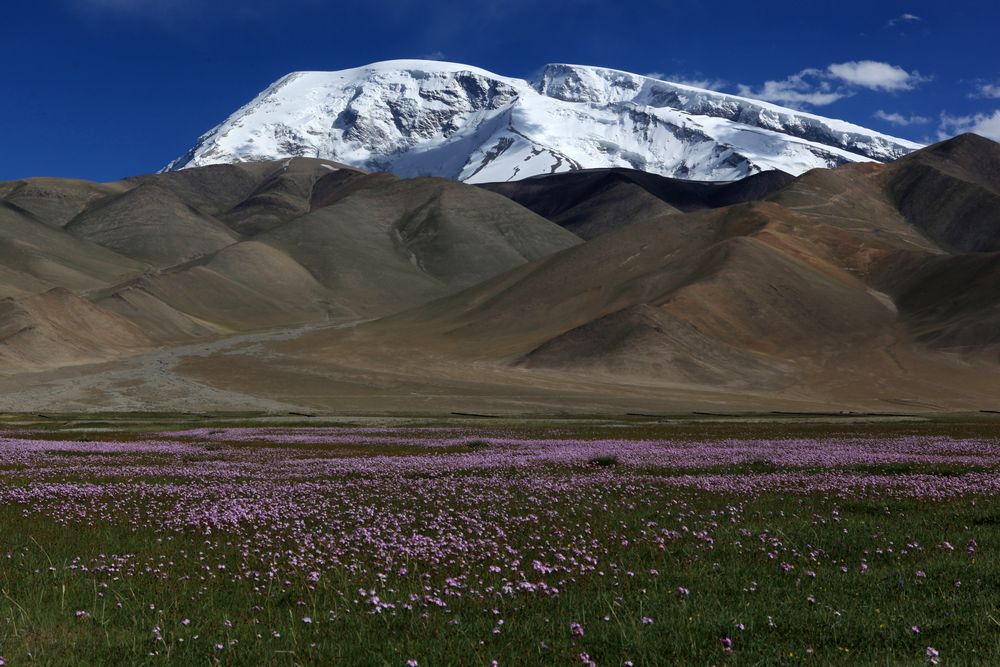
[166,60,922,183]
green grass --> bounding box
[2,494,997,665]
[1,417,999,665]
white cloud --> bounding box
[887,13,921,27]
[972,81,1000,99]
[419,51,447,61]
[738,60,925,109]
[827,61,925,91]
[873,110,930,126]
[938,111,1000,141]
[737,69,850,108]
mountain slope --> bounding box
[0,158,582,348]
[261,135,1000,412]
[883,133,1000,252]
[166,60,920,184]
[0,200,148,297]
[1,135,999,414]
[253,176,583,317]
[65,184,242,267]
[479,168,795,239]
[0,289,151,370]
[519,304,795,389]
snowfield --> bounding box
[166,59,922,183]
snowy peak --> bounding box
[167,60,921,183]
[534,63,918,162]
[533,63,645,102]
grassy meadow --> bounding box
[0,415,998,665]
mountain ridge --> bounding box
[0,134,998,414]
[166,59,921,184]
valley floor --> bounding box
[0,317,995,416]
[0,417,998,665]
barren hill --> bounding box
[0,135,997,413]
[478,168,795,239]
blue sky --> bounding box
[2,0,998,181]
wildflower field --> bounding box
[0,416,998,665]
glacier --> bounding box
[166,60,922,183]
